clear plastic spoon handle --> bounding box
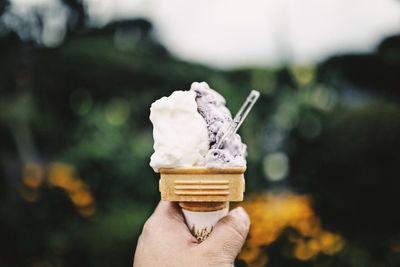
[216,90,260,149]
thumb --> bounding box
[200,207,250,263]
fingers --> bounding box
[141,201,196,243]
[152,201,186,224]
[200,207,250,261]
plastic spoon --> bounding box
[216,90,260,149]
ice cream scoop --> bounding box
[190,82,248,168]
[149,90,209,172]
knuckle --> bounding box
[222,239,238,251]
[222,238,243,255]
[141,218,156,236]
[221,219,248,241]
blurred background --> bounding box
[1,0,400,266]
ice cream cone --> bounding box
[159,167,245,241]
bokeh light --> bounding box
[18,162,96,218]
[48,163,96,217]
[239,191,345,266]
[105,98,131,126]
[263,153,289,181]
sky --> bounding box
[10,0,400,69]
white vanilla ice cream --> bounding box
[149,90,209,172]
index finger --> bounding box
[152,201,186,224]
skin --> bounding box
[133,201,250,267]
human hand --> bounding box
[133,201,250,267]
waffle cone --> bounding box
[159,167,245,202]
[179,201,228,212]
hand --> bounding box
[133,201,250,267]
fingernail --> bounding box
[232,207,250,227]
